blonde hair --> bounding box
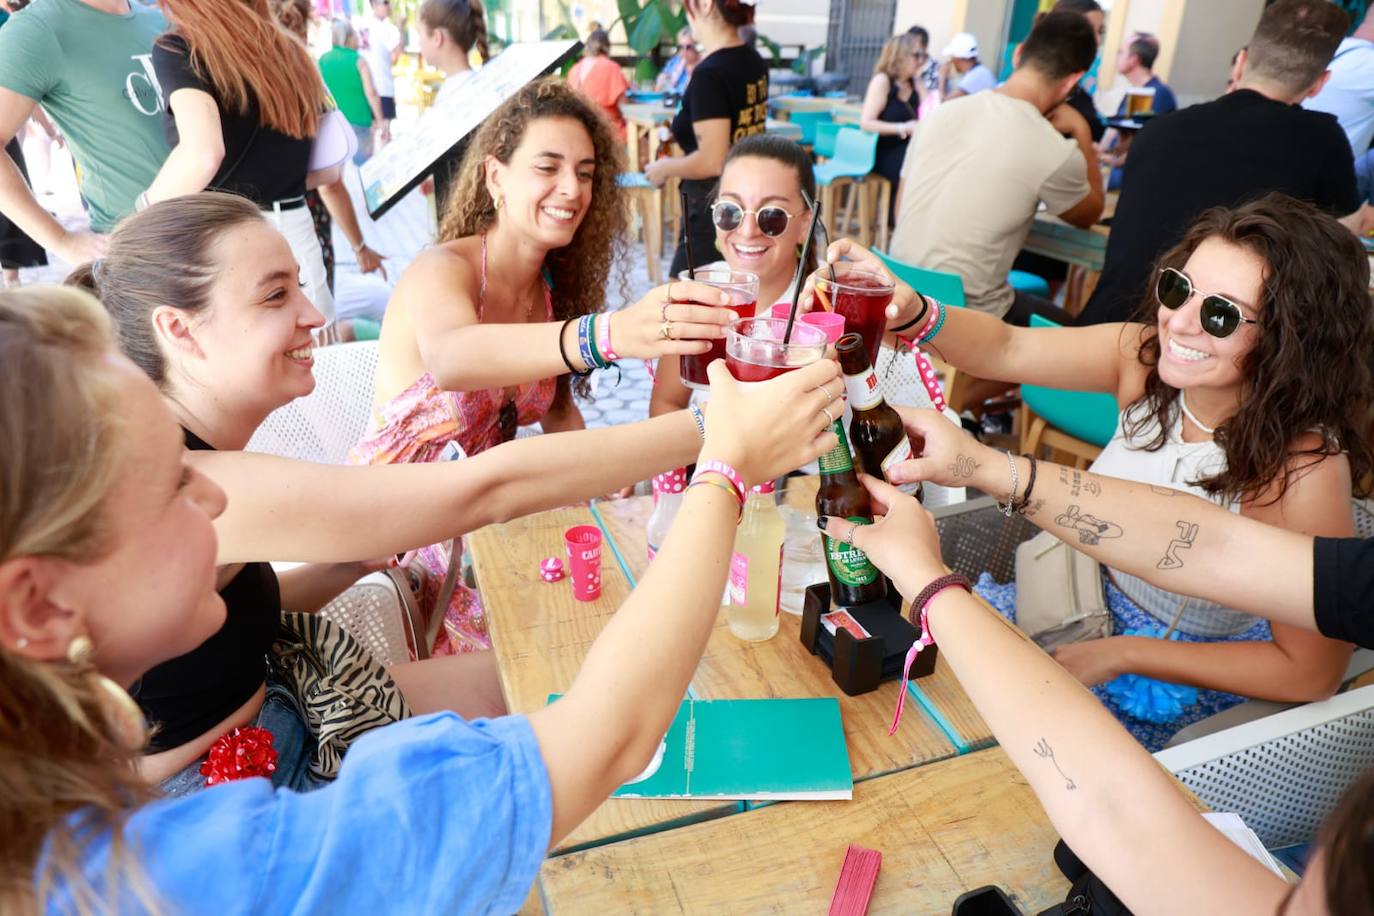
[873,32,919,82]
[0,287,156,914]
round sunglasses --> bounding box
[1155,267,1260,339]
[710,200,800,238]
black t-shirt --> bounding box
[1313,537,1374,649]
[153,33,311,205]
[1078,89,1359,325]
[1065,84,1104,143]
[132,428,282,752]
[670,44,768,157]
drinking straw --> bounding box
[680,187,696,280]
[811,201,840,285]
[782,198,823,346]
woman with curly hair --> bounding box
[353,77,734,655]
[810,192,1373,750]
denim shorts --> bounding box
[158,674,325,797]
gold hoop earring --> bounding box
[494,196,504,211]
[67,635,146,751]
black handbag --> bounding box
[1035,841,1133,916]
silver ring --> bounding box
[820,404,835,424]
[843,523,857,546]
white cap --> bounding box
[942,32,979,60]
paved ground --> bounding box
[15,137,665,428]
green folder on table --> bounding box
[561,696,852,801]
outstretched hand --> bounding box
[817,473,946,598]
[797,238,924,329]
[611,279,740,361]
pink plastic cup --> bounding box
[564,524,604,602]
[770,304,847,344]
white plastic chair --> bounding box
[247,341,443,661]
[874,343,966,509]
[1154,684,1374,849]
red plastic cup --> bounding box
[564,524,604,601]
[771,304,846,344]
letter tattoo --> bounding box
[1034,738,1076,790]
[1157,521,1199,570]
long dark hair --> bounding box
[1125,192,1374,504]
[1320,766,1374,915]
[717,134,819,280]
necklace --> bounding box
[1178,392,1217,435]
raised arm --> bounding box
[806,238,1136,395]
[892,407,1319,632]
[528,359,843,846]
[821,477,1290,916]
[196,408,710,565]
[144,89,225,203]
[644,118,731,186]
[405,246,733,391]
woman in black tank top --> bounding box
[860,34,922,227]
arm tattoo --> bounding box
[1149,485,1176,497]
[1034,738,1076,790]
[1157,520,1199,570]
[947,454,979,479]
[1054,504,1123,546]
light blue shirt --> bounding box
[1305,37,1374,156]
[50,714,552,914]
[956,63,998,96]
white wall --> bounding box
[894,0,963,58]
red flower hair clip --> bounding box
[199,726,279,786]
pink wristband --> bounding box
[693,460,746,503]
[912,347,947,412]
[597,312,619,361]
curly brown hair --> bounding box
[437,77,628,329]
[1125,192,1374,504]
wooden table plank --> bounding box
[1023,214,1109,273]
[593,492,958,782]
[540,747,1072,915]
[468,507,735,852]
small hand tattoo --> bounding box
[1034,738,1076,790]
[1157,520,1199,570]
[948,454,979,479]
[1054,505,1123,546]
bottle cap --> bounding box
[652,467,688,495]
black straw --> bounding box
[680,188,696,280]
[811,200,839,285]
[782,197,823,346]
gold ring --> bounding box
[659,321,674,341]
[820,404,835,424]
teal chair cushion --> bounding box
[1008,270,1050,299]
[1023,314,1119,448]
[874,249,967,308]
[814,122,842,160]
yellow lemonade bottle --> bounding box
[726,481,786,641]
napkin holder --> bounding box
[800,580,938,696]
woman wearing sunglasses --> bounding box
[650,135,817,416]
[809,193,1373,750]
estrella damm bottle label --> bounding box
[817,421,854,474]
[825,517,880,586]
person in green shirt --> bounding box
[0,0,171,262]
[319,18,384,165]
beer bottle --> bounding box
[816,419,887,607]
[836,333,924,502]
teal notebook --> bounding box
[547,696,853,801]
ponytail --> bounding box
[420,0,491,64]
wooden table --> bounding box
[621,101,675,167]
[1022,214,1109,273]
[593,493,960,775]
[538,747,1071,914]
[469,506,739,853]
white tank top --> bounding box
[1088,402,1259,637]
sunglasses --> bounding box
[710,200,800,237]
[1155,267,1260,339]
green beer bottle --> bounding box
[816,421,887,606]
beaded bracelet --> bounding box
[917,299,947,345]
[558,317,593,378]
[688,403,706,440]
[887,572,972,736]
[693,459,746,503]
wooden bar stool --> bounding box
[617,173,664,285]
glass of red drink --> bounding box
[678,268,759,390]
[724,317,828,384]
[813,264,894,366]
